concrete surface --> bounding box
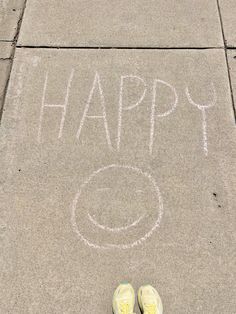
[219,0,236,47]
[1,1,236,314]
[0,47,235,313]
[0,42,12,111]
[18,0,223,47]
[0,0,25,41]
[0,41,13,58]
[227,50,236,114]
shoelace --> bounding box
[120,302,132,314]
[144,303,157,314]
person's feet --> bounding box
[138,285,163,314]
[113,282,135,314]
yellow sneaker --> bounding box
[138,285,163,314]
[112,282,136,314]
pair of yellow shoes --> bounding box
[112,282,163,314]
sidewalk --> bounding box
[0,1,235,313]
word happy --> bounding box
[37,70,217,156]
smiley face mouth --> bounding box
[87,213,145,233]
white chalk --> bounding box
[185,83,216,156]
[149,79,178,155]
[37,69,75,143]
[117,75,147,151]
[76,72,112,151]
[71,164,163,250]
[87,213,145,233]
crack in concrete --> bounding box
[0,0,28,122]
[216,0,236,122]
[16,45,224,50]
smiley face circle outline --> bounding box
[71,164,164,249]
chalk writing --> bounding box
[149,79,178,155]
[71,164,163,249]
[76,72,113,151]
[37,71,216,156]
[37,69,75,143]
[88,212,145,233]
[117,75,147,151]
[185,83,216,156]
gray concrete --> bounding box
[219,0,236,47]
[0,41,13,58]
[0,48,235,313]
[227,50,236,116]
[18,0,223,47]
[0,0,25,41]
[0,42,12,111]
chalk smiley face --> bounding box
[71,165,163,249]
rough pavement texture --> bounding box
[0,0,25,41]
[219,0,236,47]
[0,42,13,112]
[0,0,25,112]
[18,0,223,47]
[0,1,236,314]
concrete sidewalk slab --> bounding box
[0,42,12,111]
[1,48,235,313]
[219,0,236,47]
[0,41,13,58]
[227,50,236,115]
[18,0,223,47]
[0,0,25,41]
